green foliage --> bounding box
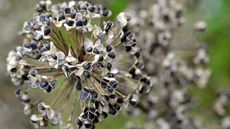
[108,0,129,20]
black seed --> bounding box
[76,118,83,127]
[134,52,140,59]
[90,107,96,113]
[97,32,104,39]
[44,26,51,36]
[80,89,89,100]
[145,79,151,86]
[22,74,28,80]
[135,62,143,69]
[163,14,170,22]
[36,3,46,13]
[93,117,99,123]
[15,89,21,97]
[108,52,115,59]
[83,71,91,78]
[82,18,88,26]
[94,101,100,109]
[102,77,110,83]
[139,85,149,94]
[83,107,89,112]
[70,12,76,19]
[107,72,115,78]
[98,55,104,62]
[177,119,182,124]
[45,85,53,93]
[121,35,126,43]
[126,46,132,52]
[106,45,113,52]
[83,62,91,70]
[107,63,112,71]
[36,6,43,13]
[64,7,71,14]
[130,100,137,106]
[109,108,117,115]
[91,91,98,99]
[132,74,141,80]
[88,6,95,12]
[109,94,116,99]
[117,98,124,104]
[101,81,107,89]
[93,63,103,69]
[88,112,95,121]
[16,55,22,61]
[129,67,135,75]
[176,10,183,19]
[35,54,42,60]
[102,112,108,118]
[58,13,65,21]
[102,95,109,101]
[40,81,48,88]
[140,77,147,83]
[49,80,56,87]
[109,81,118,89]
[66,20,74,26]
[124,31,131,37]
[86,47,93,53]
[44,43,50,50]
[39,15,46,22]
[30,43,37,50]
[102,10,109,17]
[108,86,114,93]
[23,44,30,49]
[114,104,120,110]
[105,22,113,32]
[38,104,45,111]
[122,25,129,33]
[76,18,88,26]
[90,91,98,102]
[84,123,93,128]
[10,67,17,73]
[76,79,82,91]
[62,65,68,72]
[76,20,83,26]
[96,6,101,12]
[51,55,57,60]
[93,48,100,54]
[81,112,88,120]
[164,81,169,87]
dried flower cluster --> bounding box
[6,0,152,129]
[214,91,230,129]
[122,0,211,129]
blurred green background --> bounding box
[0,0,229,129]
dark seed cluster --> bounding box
[7,0,151,129]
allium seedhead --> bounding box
[123,0,211,129]
[7,1,151,129]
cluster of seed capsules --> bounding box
[6,0,152,129]
[214,91,230,129]
[123,0,211,129]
